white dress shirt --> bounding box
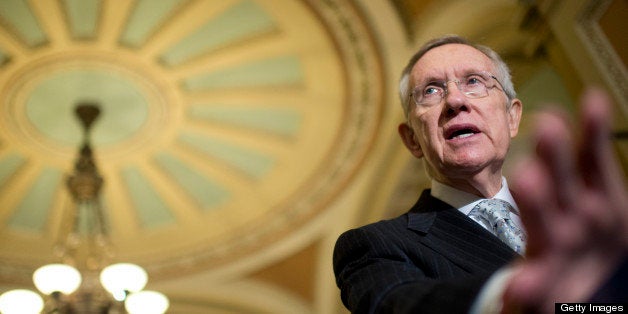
[430,177,525,234]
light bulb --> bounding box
[33,264,82,295]
[0,289,44,314]
[100,263,147,300]
[125,290,169,314]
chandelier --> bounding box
[0,104,169,314]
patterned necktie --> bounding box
[468,199,526,254]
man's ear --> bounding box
[507,98,523,138]
[398,122,424,159]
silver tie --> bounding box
[468,199,526,254]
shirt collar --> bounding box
[430,177,519,216]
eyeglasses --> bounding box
[410,71,504,109]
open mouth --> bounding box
[445,125,480,140]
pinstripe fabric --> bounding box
[333,190,519,313]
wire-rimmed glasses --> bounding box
[410,71,504,111]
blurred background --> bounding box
[0,0,625,312]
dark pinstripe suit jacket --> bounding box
[333,190,519,313]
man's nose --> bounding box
[443,81,468,114]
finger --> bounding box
[578,88,627,196]
[511,157,553,257]
[534,111,580,212]
[577,88,628,241]
[518,111,591,252]
[578,89,611,186]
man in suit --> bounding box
[333,35,627,313]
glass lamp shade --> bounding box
[125,290,169,314]
[33,264,82,295]
[0,289,44,314]
[99,263,148,301]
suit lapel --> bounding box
[407,190,518,274]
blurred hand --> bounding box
[504,88,628,313]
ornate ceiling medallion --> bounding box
[0,0,385,282]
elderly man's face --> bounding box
[400,44,522,183]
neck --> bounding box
[434,169,503,198]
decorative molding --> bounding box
[576,0,628,115]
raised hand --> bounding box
[504,88,628,313]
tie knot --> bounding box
[475,198,514,217]
[469,198,526,254]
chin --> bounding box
[443,157,497,174]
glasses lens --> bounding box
[460,73,491,98]
[413,85,444,107]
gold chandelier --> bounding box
[0,104,169,314]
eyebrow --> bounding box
[415,69,488,87]
[414,75,444,88]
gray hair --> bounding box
[399,35,516,117]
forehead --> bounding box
[410,44,494,83]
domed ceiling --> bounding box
[0,0,385,281]
[1,0,624,312]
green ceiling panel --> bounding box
[188,106,302,137]
[122,167,176,229]
[0,154,26,189]
[63,0,100,39]
[0,0,47,47]
[26,69,149,146]
[183,55,302,90]
[8,168,61,232]
[178,132,274,179]
[160,0,276,66]
[154,152,230,210]
[120,0,186,47]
